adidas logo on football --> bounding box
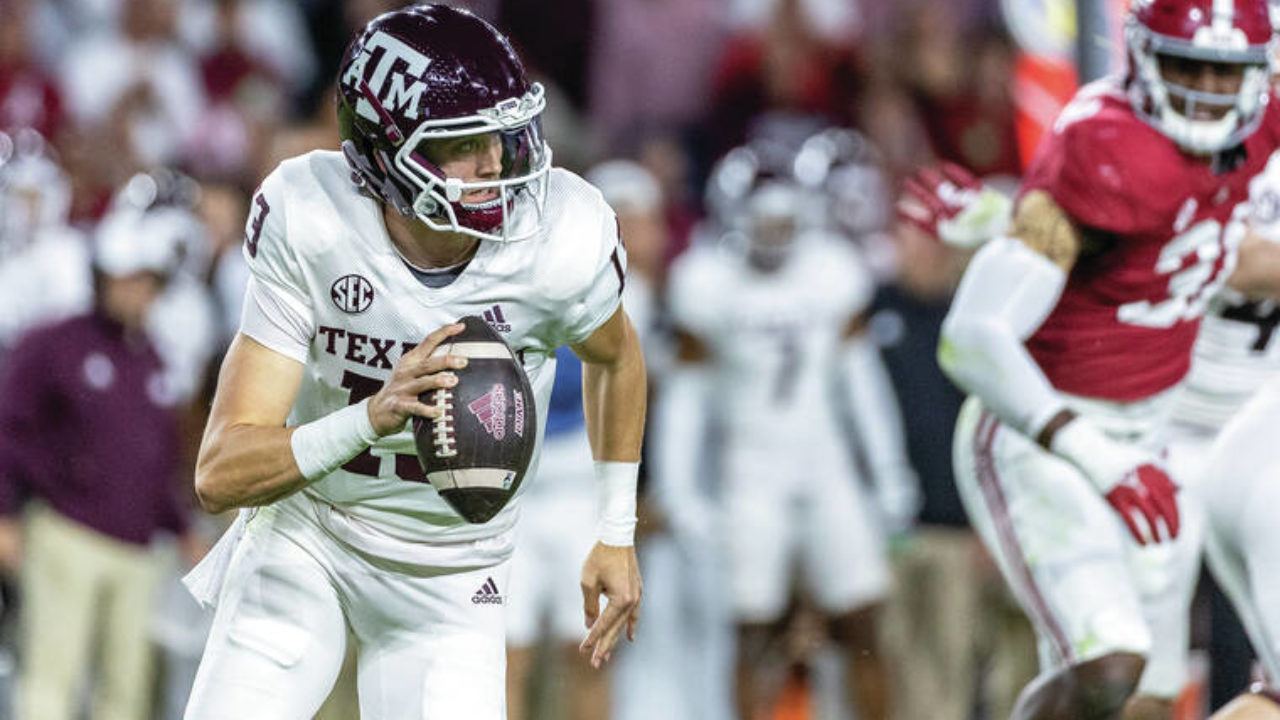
[472,577,504,605]
[468,384,508,440]
[482,305,512,333]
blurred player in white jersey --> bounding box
[181,7,645,720]
[99,169,221,405]
[1179,153,1280,719]
[660,139,915,720]
[0,129,91,351]
[1199,373,1280,719]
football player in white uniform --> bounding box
[181,7,645,720]
[1201,373,1280,719]
[660,142,910,720]
[1168,148,1280,685]
[0,129,91,351]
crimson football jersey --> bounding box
[1022,78,1280,402]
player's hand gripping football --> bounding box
[1050,416,1180,545]
[367,322,468,437]
[896,162,1012,249]
[579,542,642,669]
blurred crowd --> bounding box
[0,0,1239,719]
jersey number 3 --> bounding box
[245,194,270,259]
[1117,219,1232,329]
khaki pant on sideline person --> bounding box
[881,526,1038,720]
[17,505,162,720]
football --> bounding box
[412,315,537,524]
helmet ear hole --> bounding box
[415,193,440,216]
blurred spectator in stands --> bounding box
[179,0,316,104]
[588,161,669,341]
[533,71,598,173]
[588,0,726,155]
[55,124,128,226]
[632,132,702,271]
[857,78,934,180]
[184,0,292,185]
[871,163,1036,720]
[259,79,341,181]
[0,205,203,720]
[499,0,593,112]
[200,182,251,344]
[707,0,865,157]
[902,11,1022,177]
[0,129,90,352]
[58,0,206,168]
[0,1,65,139]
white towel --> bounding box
[182,510,251,609]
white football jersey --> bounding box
[0,225,91,349]
[242,151,625,548]
[1174,150,1280,431]
[666,233,872,455]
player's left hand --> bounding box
[897,162,1011,249]
[579,541,642,669]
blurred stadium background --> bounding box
[0,0,1258,718]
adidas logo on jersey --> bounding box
[482,305,512,333]
[468,384,508,440]
[472,577,504,605]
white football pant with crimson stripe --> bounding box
[952,395,1203,699]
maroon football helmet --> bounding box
[1126,0,1273,153]
[337,5,550,242]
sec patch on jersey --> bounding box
[412,316,537,524]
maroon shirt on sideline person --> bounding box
[0,311,189,544]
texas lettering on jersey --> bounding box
[317,325,418,370]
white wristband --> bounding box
[290,399,381,481]
[595,461,639,547]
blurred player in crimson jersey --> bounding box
[937,1,1280,719]
[181,7,645,720]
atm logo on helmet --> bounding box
[341,30,433,122]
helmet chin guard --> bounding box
[392,85,551,243]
